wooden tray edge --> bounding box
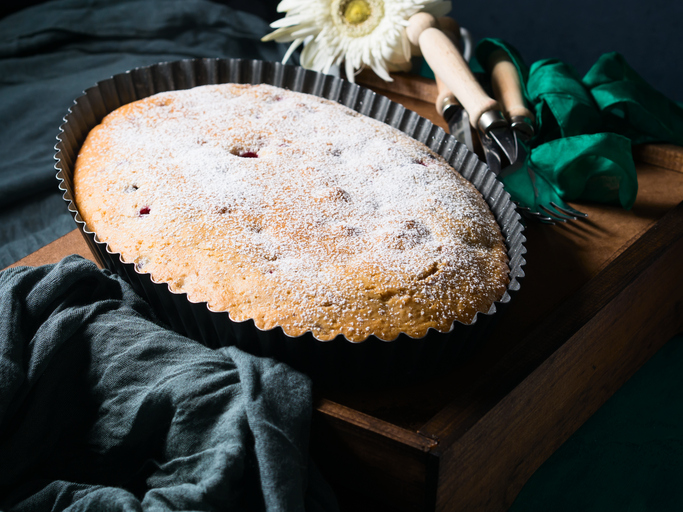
[432,201,683,511]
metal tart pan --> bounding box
[56,58,526,389]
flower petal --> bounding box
[423,1,452,18]
[267,0,452,82]
[345,59,356,83]
[282,37,305,64]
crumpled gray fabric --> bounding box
[0,255,337,511]
[0,0,288,267]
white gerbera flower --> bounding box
[262,0,451,82]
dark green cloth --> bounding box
[471,39,683,212]
[510,334,683,512]
[0,255,337,511]
[0,0,287,268]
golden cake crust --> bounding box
[74,83,509,342]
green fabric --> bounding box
[509,334,683,511]
[0,255,338,511]
[585,53,683,146]
[472,39,683,212]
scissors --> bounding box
[408,14,587,223]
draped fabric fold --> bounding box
[472,38,683,211]
[0,256,338,511]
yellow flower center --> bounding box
[344,0,371,25]
[333,0,384,37]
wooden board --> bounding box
[308,77,683,511]
[9,78,683,512]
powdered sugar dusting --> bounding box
[74,83,509,342]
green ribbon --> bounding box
[471,39,683,211]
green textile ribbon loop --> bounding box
[527,58,603,139]
[585,52,683,146]
[499,134,637,210]
[471,38,683,211]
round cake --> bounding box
[73,83,509,342]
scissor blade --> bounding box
[487,126,517,165]
[480,135,504,176]
[497,129,527,179]
[443,104,474,152]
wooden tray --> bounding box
[11,75,683,512]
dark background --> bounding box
[2,0,681,101]
[451,0,682,102]
[0,1,681,511]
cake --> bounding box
[73,83,509,342]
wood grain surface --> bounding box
[8,80,683,512]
